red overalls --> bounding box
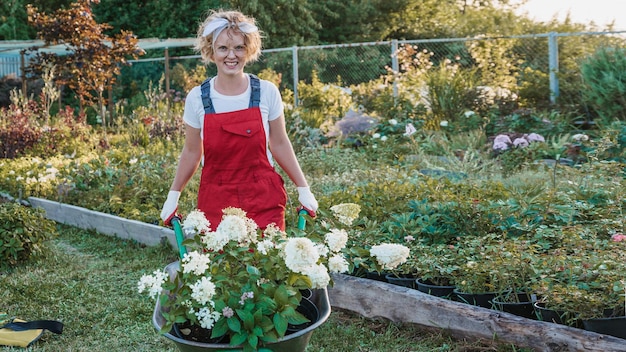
[197,75,287,230]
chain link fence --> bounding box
[123,31,626,109]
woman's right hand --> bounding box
[160,190,180,226]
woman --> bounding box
[160,10,317,230]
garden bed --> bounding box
[25,196,626,352]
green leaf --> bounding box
[237,309,255,330]
[247,265,261,276]
[273,312,287,335]
[227,317,241,333]
[230,332,248,346]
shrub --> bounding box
[0,202,57,269]
[580,47,626,123]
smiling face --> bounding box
[211,29,248,77]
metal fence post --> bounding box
[548,32,559,104]
[391,39,399,99]
[292,45,299,106]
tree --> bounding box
[227,0,321,47]
[26,0,144,135]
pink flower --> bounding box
[493,141,509,151]
[526,133,545,143]
[513,138,529,148]
[494,134,512,144]
[611,233,626,242]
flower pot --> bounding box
[582,316,626,339]
[385,273,417,289]
[453,289,501,309]
[365,271,388,282]
[153,272,331,352]
[287,297,319,333]
[492,292,537,320]
[415,278,455,299]
[533,302,581,327]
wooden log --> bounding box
[328,274,626,352]
[27,197,177,249]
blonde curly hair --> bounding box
[194,9,263,65]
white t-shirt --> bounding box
[183,75,284,165]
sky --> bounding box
[513,0,626,30]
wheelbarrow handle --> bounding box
[297,208,308,231]
[170,216,187,259]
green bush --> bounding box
[0,202,57,268]
[580,47,626,123]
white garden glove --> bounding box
[160,190,180,226]
[297,186,318,218]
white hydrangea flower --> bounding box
[328,254,350,273]
[256,239,275,255]
[182,210,211,237]
[370,243,410,270]
[217,214,251,245]
[389,119,398,125]
[284,238,320,274]
[190,276,216,305]
[181,251,211,276]
[195,307,221,329]
[325,228,348,252]
[303,263,331,289]
[200,230,230,252]
[137,270,168,299]
[330,203,361,226]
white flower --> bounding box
[572,133,589,142]
[404,123,417,137]
[217,214,253,245]
[328,254,350,273]
[201,230,230,252]
[182,210,211,237]
[190,276,216,305]
[195,307,221,329]
[181,251,211,276]
[372,133,381,139]
[464,111,476,118]
[284,238,320,274]
[404,235,415,242]
[370,243,410,270]
[315,243,329,258]
[256,239,275,255]
[303,263,331,289]
[330,203,361,226]
[325,228,348,252]
[440,120,449,127]
[137,270,168,299]
[380,135,388,142]
[129,158,138,164]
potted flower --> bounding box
[532,237,626,334]
[138,203,410,352]
[412,243,459,298]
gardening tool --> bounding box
[170,216,187,259]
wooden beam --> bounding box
[328,274,626,352]
[28,197,177,249]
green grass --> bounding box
[0,225,528,352]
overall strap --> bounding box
[200,77,214,114]
[200,74,260,113]
[248,74,261,108]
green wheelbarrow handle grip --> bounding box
[170,216,187,259]
[297,208,308,231]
